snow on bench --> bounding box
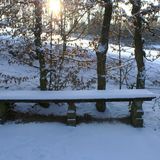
[0,89,156,102]
[0,89,156,127]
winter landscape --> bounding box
[0,0,160,160]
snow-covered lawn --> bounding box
[0,122,160,160]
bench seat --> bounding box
[0,89,156,102]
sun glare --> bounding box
[49,0,61,16]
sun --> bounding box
[49,0,61,16]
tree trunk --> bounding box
[130,0,145,127]
[62,35,67,53]
[96,0,112,112]
[34,0,48,108]
[60,3,67,54]
[87,8,91,34]
[34,0,47,91]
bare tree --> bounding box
[96,0,112,112]
[130,0,146,127]
[33,0,47,91]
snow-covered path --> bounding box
[0,123,160,160]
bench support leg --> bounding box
[67,102,76,126]
[96,101,106,112]
[130,101,144,127]
[0,103,9,124]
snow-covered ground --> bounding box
[0,123,160,160]
[0,36,160,160]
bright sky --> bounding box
[48,0,61,16]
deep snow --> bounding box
[0,123,160,160]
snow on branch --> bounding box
[97,43,108,53]
[141,4,160,15]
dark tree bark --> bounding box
[60,4,67,54]
[96,0,112,112]
[87,7,91,34]
[34,0,47,90]
[132,1,145,89]
[130,0,146,127]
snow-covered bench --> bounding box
[0,89,156,127]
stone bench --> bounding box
[0,89,156,127]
